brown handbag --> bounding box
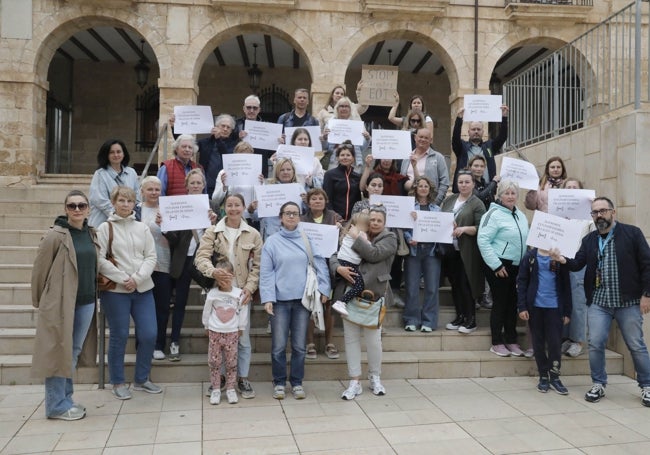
[97,222,118,292]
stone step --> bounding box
[0,201,67,217]
[0,265,32,283]
[0,305,37,328]
[0,284,31,305]
[0,214,56,230]
[0,230,46,247]
[0,350,624,385]
[0,246,37,264]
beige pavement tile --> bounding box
[493,388,592,416]
[0,437,9,452]
[1,433,60,454]
[541,421,646,447]
[114,411,160,429]
[602,408,650,438]
[103,445,153,454]
[106,427,157,447]
[203,435,298,454]
[0,386,43,394]
[118,395,164,414]
[356,397,403,414]
[461,415,550,437]
[302,449,396,455]
[0,406,38,422]
[203,418,291,440]
[0,393,43,408]
[51,449,102,454]
[531,450,584,455]
[153,441,202,455]
[294,428,390,452]
[318,401,367,417]
[0,420,23,438]
[17,415,116,435]
[158,409,202,427]
[580,441,650,454]
[368,407,451,429]
[476,430,572,454]
[430,392,523,421]
[53,429,110,451]
[408,378,487,396]
[161,387,203,412]
[393,439,490,455]
[203,405,286,423]
[288,413,375,435]
[472,376,538,392]
[380,422,471,444]
[154,424,201,444]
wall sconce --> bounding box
[134,39,150,89]
[248,43,262,94]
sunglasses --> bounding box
[66,202,89,211]
[409,118,422,123]
[245,106,259,110]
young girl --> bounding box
[517,248,572,394]
[332,212,370,316]
[203,259,248,405]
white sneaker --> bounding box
[226,388,238,404]
[152,350,165,360]
[566,342,584,357]
[332,300,349,316]
[169,342,180,362]
[341,381,362,400]
[210,389,221,405]
[368,374,386,396]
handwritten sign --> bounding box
[526,210,584,258]
[275,145,315,176]
[326,119,365,146]
[499,157,539,190]
[548,188,596,220]
[255,183,304,218]
[173,105,214,134]
[299,222,339,258]
[463,95,503,122]
[243,120,283,151]
[159,194,211,232]
[371,130,412,159]
[222,154,262,187]
[412,211,455,243]
[285,126,322,151]
[358,65,399,106]
[368,194,415,229]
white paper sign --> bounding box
[299,222,339,258]
[285,126,322,152]
[159,194,211,232]
[255,183,304,218]
[173,105,214,134]
[222,154,262,187]
[463,95,503,122]
[275,145,315,176]
[368,194,415,229]
[412,211,455,243]
[244,120,283,151]
[327,119,365,146]
[548,188,596,221]
[526,210,584,258]
[499,156,540,190]
[371,130,412,160]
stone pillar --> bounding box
[157,83,198,164]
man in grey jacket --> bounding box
[400,128,449,205]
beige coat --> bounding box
[31,225,98,378]
[194,217,262,296]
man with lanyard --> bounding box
[551,197,650,407]
[235,95,272,178]
[451,105,509,193]
[277,88,320,130]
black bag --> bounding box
[189,251,218,290]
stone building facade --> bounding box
[0,0,632,185]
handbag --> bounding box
[97,222,117,292]
[300,232,325,331]
[395,228,409,256]
[188,230,218,290]
[344,290,386,329]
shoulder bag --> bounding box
[97,222,117,292]
[345,289,386,329]
[188,229,218,290]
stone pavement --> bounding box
[1,375,649,454]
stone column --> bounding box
[157,83,198,163]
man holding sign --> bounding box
[451,104,509,193]
[551,197,650,407]
[234,95,273,178]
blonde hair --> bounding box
[272,158,297,184]
[110,186,136,203]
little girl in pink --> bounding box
[202,259,248,405]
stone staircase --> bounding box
[0,178,623,385]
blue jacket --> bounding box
[277,110,319,129]
[566,222,650,306]
[517,248,572,318]
[451,116,508,193]
[260,226,331,303]
[403,202,440,257]
[477,201,529,271]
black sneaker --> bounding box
[238,378,256,399]
[445,316,464,330]
[585,383,605,402]
[549,378,568,395]
[458,319,477,334]
[537,377,550,393]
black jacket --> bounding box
[517,248,572,318]
[322,164,361,221]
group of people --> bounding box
[30,88,650,421]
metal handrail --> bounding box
[139,122,169,180]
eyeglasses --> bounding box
[282,211,300,218]
[369,203,386,213]
[245,106,259,110]
[409,118,421,123]
[457,170,473,175]
[218,124,233,129]
[66,203,89,211]
[590,208,613,217]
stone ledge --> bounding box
[211,0,297,14]
[361,0,448,18]
[505,2,593,24]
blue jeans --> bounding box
[564,268,587,343]
[102,290,157,384]
[152,271,172,351]
[587,303,650,387]
[270,299,310,387]
[404,245,441,329]
[44,302,94,417]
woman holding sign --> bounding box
[440,170,486,334]
[290,128,325,190]
[317,84,368,127]
[321,97,370,170]
[388,94,434,135]
[525,156,567,213]
[477,180,529,357]
[402,176,442,332]
[323,142,362,221]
